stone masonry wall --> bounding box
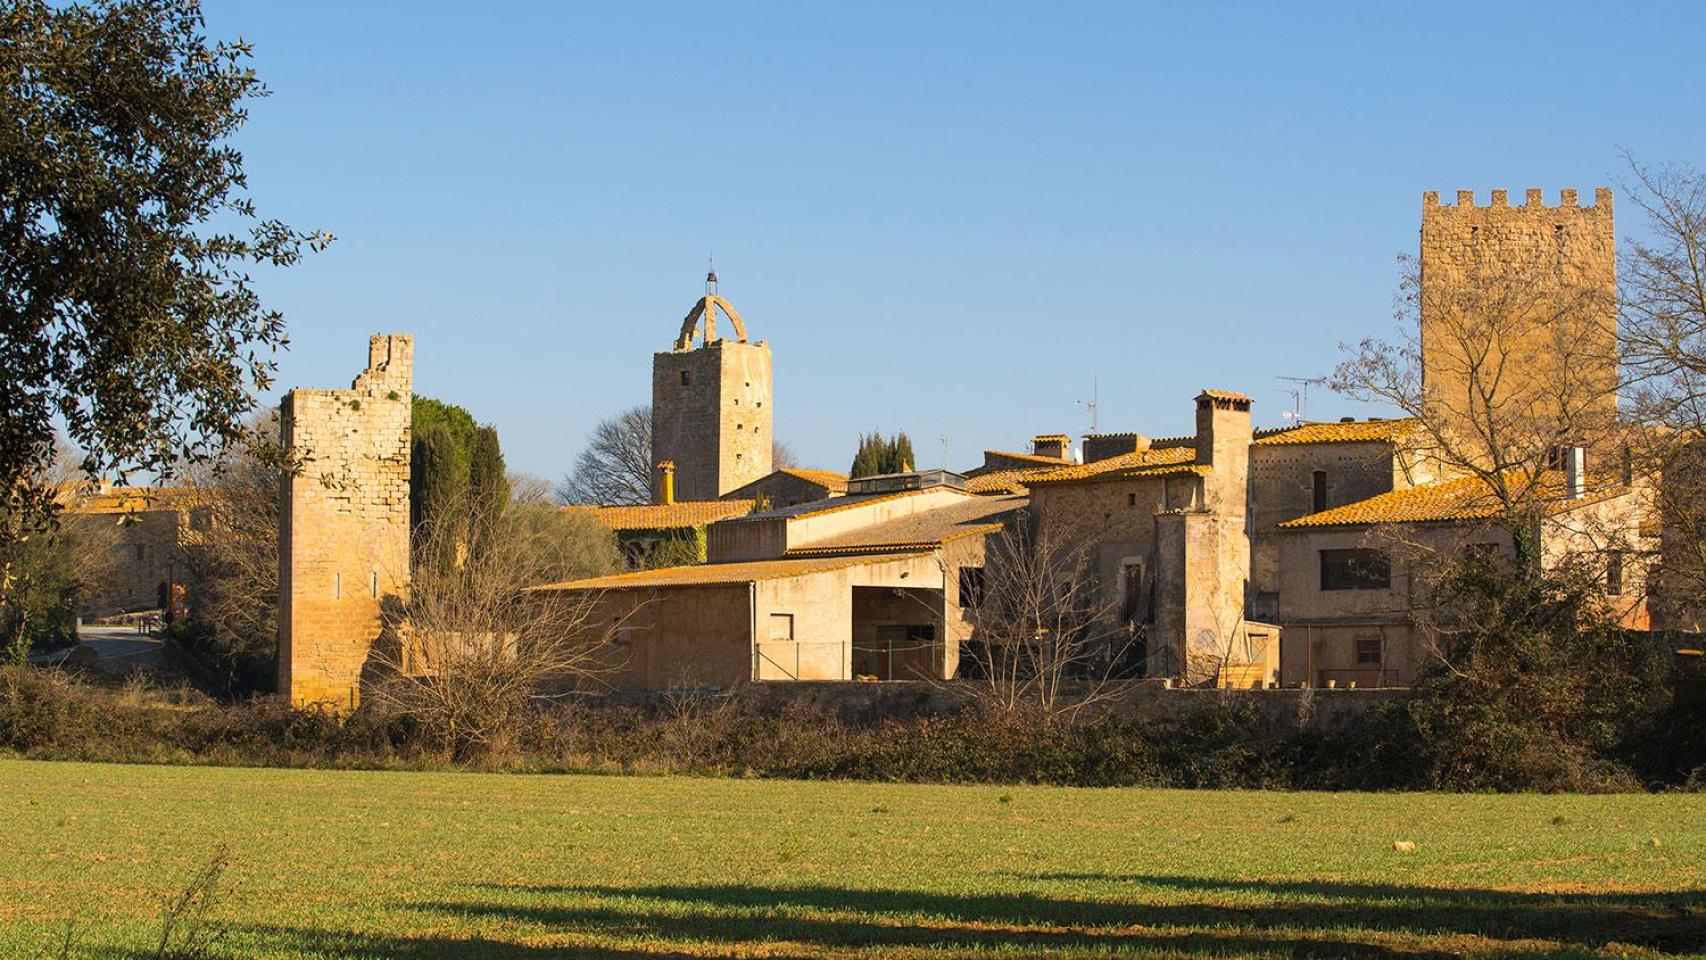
[652,339,773,502]
[277,334,413,709]
[1420,188,1617,428]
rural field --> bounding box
[1,760,1702,959]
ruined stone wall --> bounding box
[652,339,773,502]
[277,334,412,709]
[1420,188,1617,428]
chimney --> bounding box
[657,461,676,506]
[1195,390,1254,513]
[1194,390,1253,469]
[1031,434,1069,460]
[1564,446,1586,500]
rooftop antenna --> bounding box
[1278,375,1317,424]
[936,435,950,471]
[1077,375,1099,434]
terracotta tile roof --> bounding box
[1025,445,1199,485]
[784,495,1024,556]
[1279,471,1623,529]
[963,467,1051,495]
[980,449,1072,466]
[567,500,754,531]
[741,487,938,522]
[529,551,929,592]
[63,486,207,515]
[1253,418,1419,447]
[779,468,849,493]
[1199,389,1252,402]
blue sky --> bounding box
[205,1,1706,481]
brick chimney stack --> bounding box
[1031,434,1070,460]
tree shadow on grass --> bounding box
[454,877,1705,955]
[218,876,1706,959]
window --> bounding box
[334,571,342,599]
[958,567,985,609]
[134,544,146,562]
[371,570,379,598]
[1320,548,1391,591]
[1606,552,1625,595]
[1120,558,1145,623]
[769,613,794,642]
[1355,636,1383,665]
[1126,492,1137,507]
[679,370,690,386]
[1311,470,1328,513]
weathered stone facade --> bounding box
[1420,188,1617,429]
[651,286,773,503]
[277,334,413,709]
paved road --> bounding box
[31,624,162,672]
[77,625,163,669]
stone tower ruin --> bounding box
[1419,188,1618,428]
[277,334,413,709]
[651,274,772,503]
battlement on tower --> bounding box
[1422,187,1613,210]
[1419,185,1619,435]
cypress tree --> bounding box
[893,432,916,473]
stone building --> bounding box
[276,334,413,709]
[1419,188,1618,436]
[1273,464,1646,687]
[723,468,849,510]
[1023,391,1279,686]
[532,471,1020,689]
[60,483,212,617]
[651,274,772,503]
[1246,418,1434,622]
[569,493,754,569]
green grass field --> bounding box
[2,760,1702,959]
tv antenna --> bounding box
[936,435,950,471]
[1077,375,1099,434]
[1278,375,1318,424]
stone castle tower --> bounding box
[651,273,772,502]
[277,334,413,709]
[1419,188,1617,426]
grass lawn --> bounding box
[2,759,1702,959]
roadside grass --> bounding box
[2,759,1701,959]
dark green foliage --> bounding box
[410,399,508,521]
[0,508,112,662]
[634,530,706,570]
[0,0,325,502]
[894,433,916,474]
[467,427,506,520]
[1405,559,1671,791]
[409,396,509,572]
[849,431,915,478]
